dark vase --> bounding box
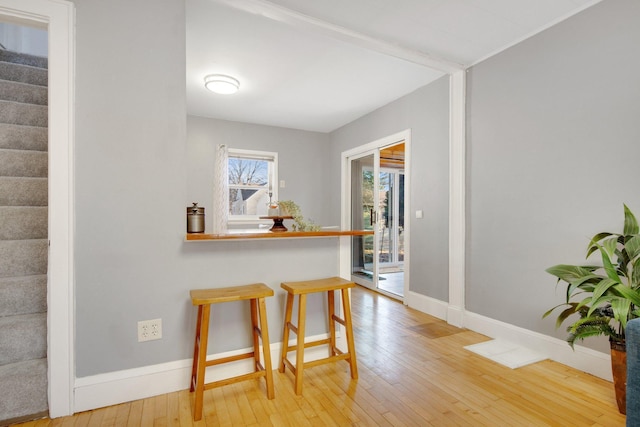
[610,339,626,414]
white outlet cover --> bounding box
[138,318,162,342]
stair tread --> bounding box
[0,274,47,317]
[0,61,47,87]
[0,177,48,207]
[0,312,47,366]
[0,100,47,127]
[0,206,47,240]
[0,239,48,278]
[0,79,48,105]
[0,358,48,423]
[0,123,48,152]
[0,50,48,69]
[0,149,47,178]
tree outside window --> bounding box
[227,149,277,221]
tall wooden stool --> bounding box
[190,283,275,421]
[279,276,358,395]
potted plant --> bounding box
[276,200,320,232]
[545,204,640,414]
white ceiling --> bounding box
[186,0,600,133]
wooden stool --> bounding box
[279,276,358,395]
[189,283,275,421]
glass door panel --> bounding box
[350,153,378,290]
[377,144,405,298]
[379,171,394,266]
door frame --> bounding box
[341,129,411,303]
[0,0,75,417]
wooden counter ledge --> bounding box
[185,229,373,241]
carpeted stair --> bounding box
[0,48,49,426]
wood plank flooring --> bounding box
[12,286,626,426]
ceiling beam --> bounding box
[212,0,465,73]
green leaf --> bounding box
[626,235,640,261]
[587,294,615,317]
[566,316,616,348]
[566,274,601,298]
[598,245,622,283]
[587,232,616,253]
[632,257,640,288]
[545,265,599,283]
[542,303,580,329]
[575,296,593,311]
[602,236,618,258]
[612,284,640,306]
[590,278,618,304]
[611,298,632,331]
[624,204,639,235]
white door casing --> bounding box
[0,0,75,417]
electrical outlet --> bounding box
[138,318,162,342]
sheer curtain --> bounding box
[213,144,228,234]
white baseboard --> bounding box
[463,310,612,381]
[406,290,448,320]
[74,333,338,413]
[404,291,611,381]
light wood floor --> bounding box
[13,286,625,426]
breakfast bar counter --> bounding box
[185,229,372,241]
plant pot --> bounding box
[610,339,626,415]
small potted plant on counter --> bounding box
[277,200,320,232]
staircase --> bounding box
[0,49,49,425]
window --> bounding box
[227,148,278,222]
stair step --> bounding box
[0,240,48,278]
[0,100,47,127]
[0,359,48,424]
[0,313,46,365]
[0,149,47,178]
[0,275,46,317]
[0,177,47,206]
[0,123,47,151]
[0,50,47,69]
[0,206,47,240]
[0,79,47,105]
[0,61,47,86]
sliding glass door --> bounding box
[349,142,406,298]
[350,152,379,290]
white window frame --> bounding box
[227,148,278,224]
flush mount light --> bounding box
[204,74,240,95]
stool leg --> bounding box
[258,296,275,399]
[190,305,203,392]
[294,293,307,395]
[341,288,358,379]
[193,304,211,421]
[279,292,294,373]
[327,290,337,357]
[250,298,260,371]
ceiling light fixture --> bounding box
[204,74,240,95]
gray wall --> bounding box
[73,0,338,377]
[187,116,332,228]
[329,77,450,300]
[466,0,640,352]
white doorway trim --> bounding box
[341,129,411,303]
[448,70,466,327]
[0,0,75,418]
